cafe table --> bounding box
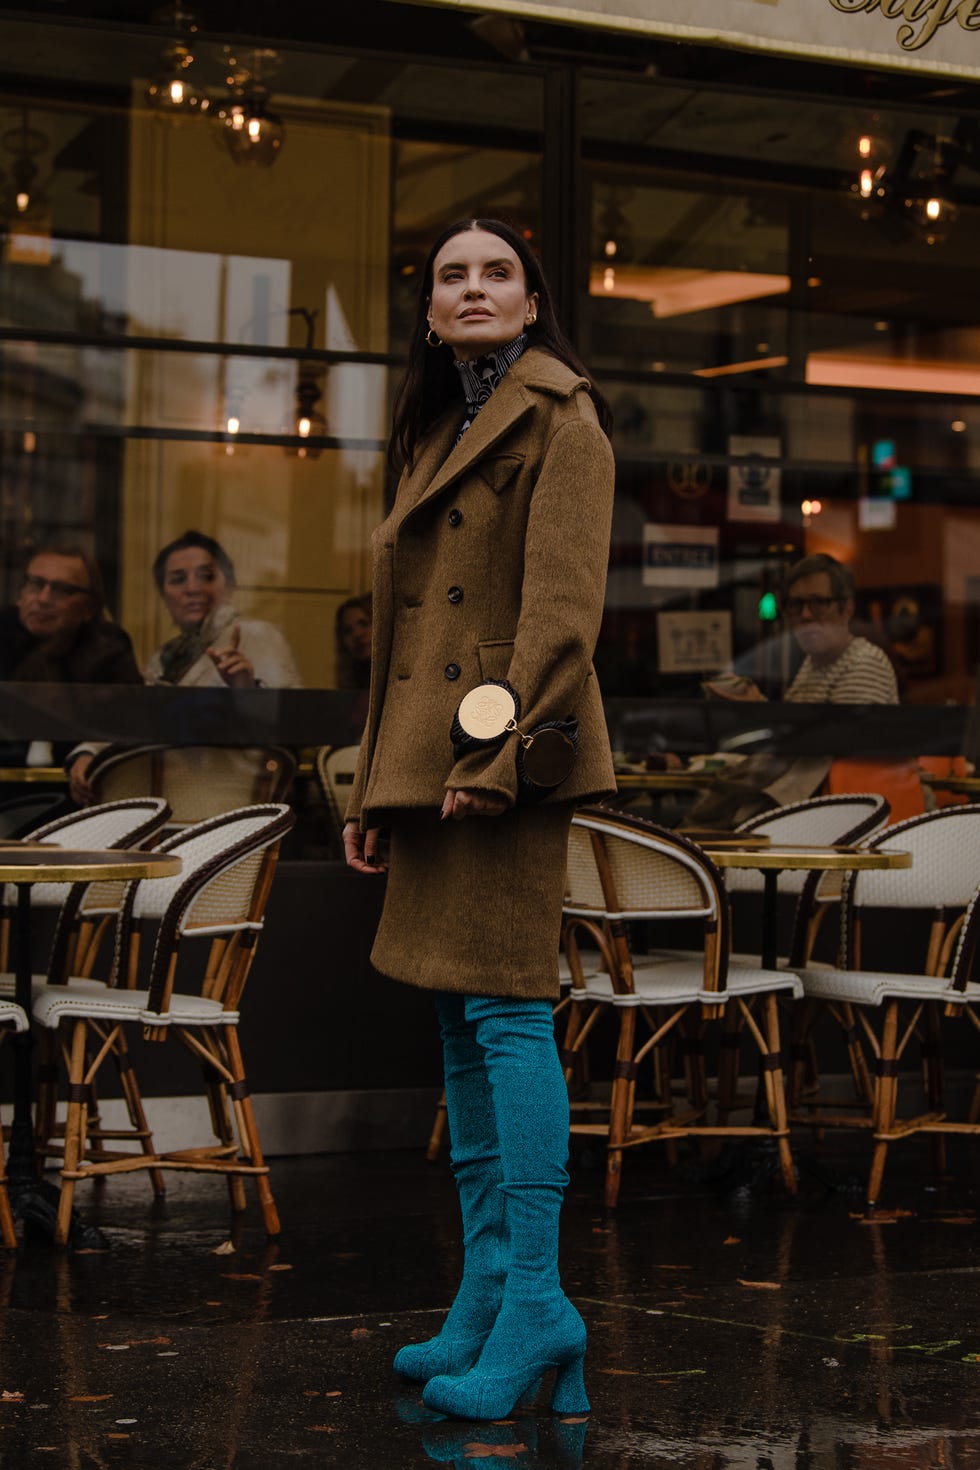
[920,773,980,798]
[703,842,913,971]
[0,845,182,1245]
[0,767,67,784]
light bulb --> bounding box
[15,191,29,213]
[226,415,240,435]
[297,416,311,437]
[925,197,941,220]
[169,78,185,104]
[802,500,812,516]
[859,168,874,198]
[604,239,617,257]
[810,499,823,515]
[858,135,872,158]
[248,116,261,140]
[603,267,615,291]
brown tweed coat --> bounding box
[345,346,616,997]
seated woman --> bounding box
[67,529,302,802]
[334,593,372,691]
[147,530,301,689]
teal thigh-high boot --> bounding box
[394,993,506,1382]
[422,996,589,1422]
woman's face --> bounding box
[160,547,231,632]
[340,605,372,663]
[427,229,537,362]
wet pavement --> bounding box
[1,1137,979,1467]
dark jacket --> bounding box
[0,605,142,684]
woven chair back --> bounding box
[313,745,360,846]
[88,745,296,826]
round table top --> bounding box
[707,843,913,872]
[615,770,718,789]
[0,846,181,883]
[920,774,980,795]
[0,767,67,784]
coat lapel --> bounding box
[405,372,534,521]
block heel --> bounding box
[550,1353,589,1415]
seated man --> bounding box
[684,553,898,828]
[0,545,141,771]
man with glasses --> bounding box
[684,553,897,827]
[0,547,140,685]
[0,546,141,787]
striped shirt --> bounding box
[786,636,898,705]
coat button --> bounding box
[444,662,461,681]
[448,508,463,527]
[447,585,463,604]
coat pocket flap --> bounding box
[477,639,515,682]
[477,454,524,494]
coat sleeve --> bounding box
[445,414,615,805]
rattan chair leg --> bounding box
[762,993,796,1194]
[426,1091,448,1161]
[0,1074,16,1247]
[55,1021,89,1246]
[225,1030,280,1236]
[867,1001,900,1214]
[111,1035,166,1196]
[604,1008,637,1209]
[922,1004,947,1178]
[839,1002,874,1107]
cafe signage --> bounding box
[417,0,980,77]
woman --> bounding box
[342,219,615,1421]
[66,530,301,804]
[145,530,301,690]
[335,593,373,690]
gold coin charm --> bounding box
[456,683,518,741]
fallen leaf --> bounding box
[737,1279,781,1291]
[205,1301,222,1307]
[463,1444,528,1459]
[69,1396,113,1403]
[723,1236,741,1245]
[303,1391,320,1398]
[106,1435,130,1441]
[89,1315,109,1322]
[558,1416,589,1424]
[222,1273,261,1282]
[325,1391,342,1397]
[212,1241,235,1256]
[0,1391,24,1402]
[268,1263,293,1271]
[351,1328,371,1339]
[310,1425,339,1432]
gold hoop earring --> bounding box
[425,328,442,348]
[526,314,537,326]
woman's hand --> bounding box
[67,753,94,806]
[441,789,508,821]
[343,822,387,873]
[208,624,257,688]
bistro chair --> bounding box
[0,999,29,1249]
[0,797,172,981]
[726,793,891,967]
[792,804,980,1211]
[86,744,296,830]
[32,803,294,1244]
[313,744,361,850]
[561,807,802,1207]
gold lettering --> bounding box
[827,0,980,45]
[897,0,959,47]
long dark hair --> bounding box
[389,218,612,474]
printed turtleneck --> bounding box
[454,333,528,442]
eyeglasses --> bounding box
[22,574,92,602]
[782,595,842,619]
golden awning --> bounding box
[420,0,980,80]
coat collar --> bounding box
[399,348,589,522]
